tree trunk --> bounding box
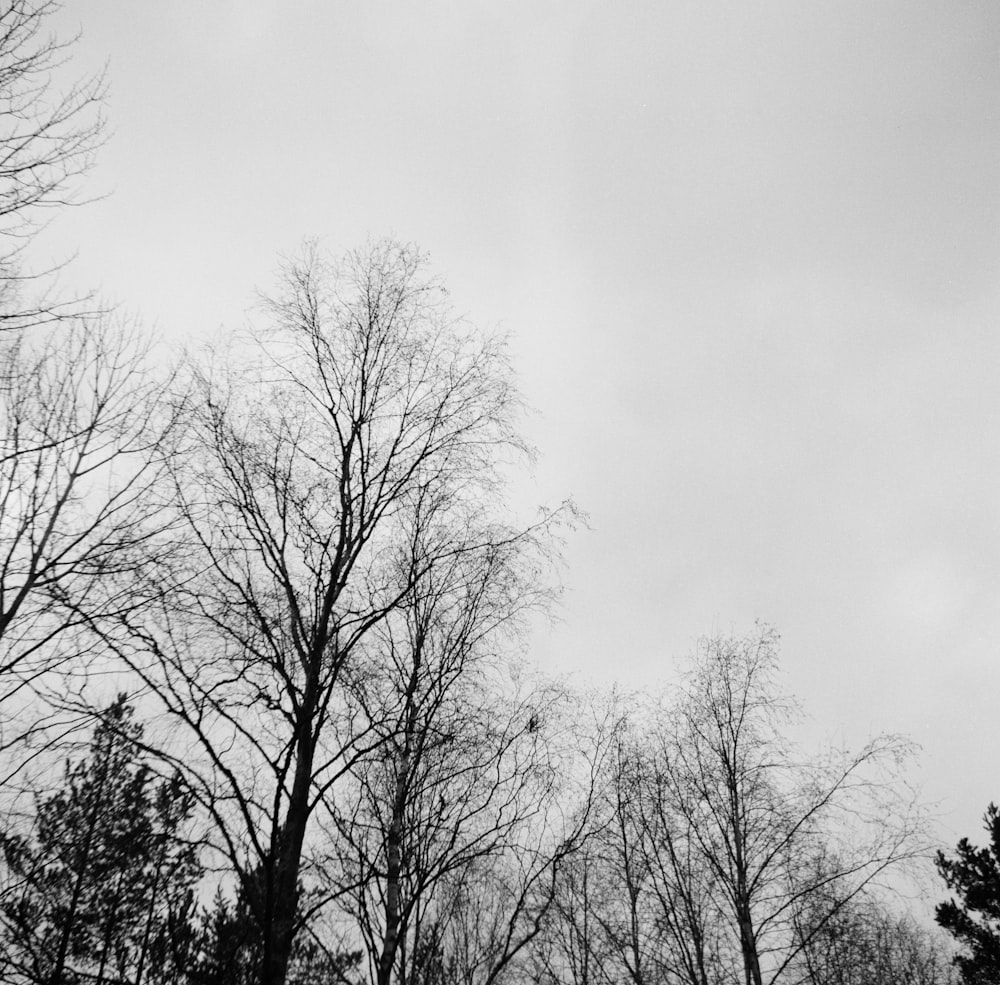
[737,907,763,985]
[377,747,410,985]
[260,714,317,985]
[730,785,762,985]
[94,869,126,985]
[377,632,424,985]
[134,843,165,985]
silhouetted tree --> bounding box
[109,241,566,985]
[663,626,924,985]
[597,723,730,985]
[186,872,363,985]
[533,631,927,985]
[791,891,955,985]
[388,696,618,985]
[0,0,106,324]
[937,803,1000,984]
[0,319,173,785]
[0,696,199,985]
[320,480,566,985]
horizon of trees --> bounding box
[2,631,958,985]
[0,3,985,984]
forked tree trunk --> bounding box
[737,907,763,985]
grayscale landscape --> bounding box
[0,2,998,983]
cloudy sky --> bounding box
[45,2,1000,842]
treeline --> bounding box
[0,3,982,984]
[0,627,954,985]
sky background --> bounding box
[42,2,1000,846]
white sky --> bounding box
[43,1,1000,845]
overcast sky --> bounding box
[45,1,1000,843]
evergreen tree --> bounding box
[937,803,1000,984]
[0,697,199,985]
[188,873,362,985]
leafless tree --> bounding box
[407,696,619,985]
[531,631,928,985]
[603,727,732,985]
[789,888,956,985]
[0,0,106,325]
[529,843,621,985]
[531,702,733,985]
[107,241,565,985]
[320,483,568,985]
[664,626,926,985]
[0,318,172,786]
[330,676,584,985]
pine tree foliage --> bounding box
[187,875,363,985]
[937,803,1000,984]
[0,697,199,985]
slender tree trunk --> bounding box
[94,869,126,985]
[50,748,111,985]
[134,845,165,985]
[733,834,762,985]
[377,743,411,985]
[692,910,712,985]
[377,632,424,985]
[726,757,763,985]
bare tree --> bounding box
[531,633,927,985]
[109,241,563,985]
[604,726,732,985]
[331,676,583,985]
[410,696,619,985]
[531,703,733,985]
[0,0,106,325]
[0,318,172,785]
[664,626,925,985]
[320,484,567,985]
[529,842,623,985]
[789,889,956,985]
